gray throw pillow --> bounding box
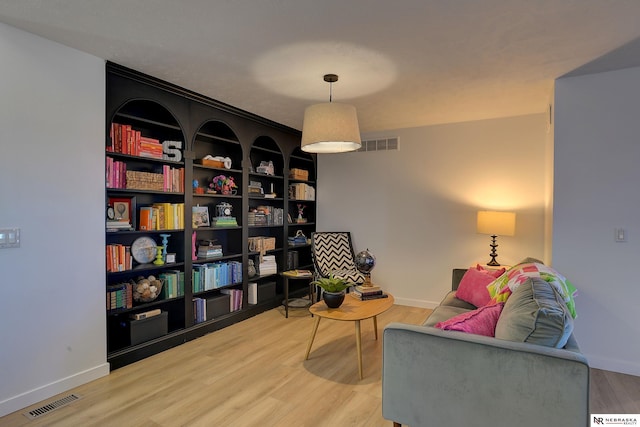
[494,277,573,348]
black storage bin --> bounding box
[206,294,231,319]
[259,281,276,303]
[130,311,168,345]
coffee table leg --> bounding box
[355,320,363,380]
[373,315,378,340]
[305,316,321,360]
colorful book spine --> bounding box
[105,157,127,189]
[106,282,133,312]
[109,123,166,159]
[105,244,133,272]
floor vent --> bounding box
[23,394,82,420]
[358,137,400,152]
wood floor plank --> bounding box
[1,304,639,426]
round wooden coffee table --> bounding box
[304,292,394,379]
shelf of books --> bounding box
[285,147,316,274]
[105,96,188,366]
[105,62,317,369]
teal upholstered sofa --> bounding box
[382,267,590,427]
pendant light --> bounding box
[301,74,362,153]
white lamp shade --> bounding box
[477,211,516,236]
[301,102,362,153]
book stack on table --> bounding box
[351,285,388,300]
[282,269,313,277]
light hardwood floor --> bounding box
[1,304,638,426]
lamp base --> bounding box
[486,235,501,266]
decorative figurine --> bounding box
[297,204,307,223]
[160,233,171,262]
[153,246,165,265]
[193,179,204,194]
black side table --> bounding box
[281,272,316,318]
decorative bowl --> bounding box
[132,277,163,303]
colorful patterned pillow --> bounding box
[486,262,578,318]
[456,267,505,307]
[435,302,505,337]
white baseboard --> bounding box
[584,353,640,377]
[0,363,110,417]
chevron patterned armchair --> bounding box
[311,232,366,286]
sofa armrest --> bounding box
[382,323,589,427]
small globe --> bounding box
[355,249,376,274]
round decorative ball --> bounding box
[355,249,376,274]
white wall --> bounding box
[317,113,550,307]
[0,23,108,416]
[554,66,640,376]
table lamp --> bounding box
[477,210,516,266]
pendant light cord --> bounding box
[323,74,338,103]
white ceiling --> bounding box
[2,0,640,133]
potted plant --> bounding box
[312,274,351,308]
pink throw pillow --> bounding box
[475,264,506,278]
[456,267,504,307]
[435,302,505,337]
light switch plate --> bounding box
[0,228,20,248]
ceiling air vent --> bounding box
[357,137,399,152]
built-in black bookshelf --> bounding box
[105,62,316,369]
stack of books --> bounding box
[351,285,388,300]
[288,234,307,246]
[258,255,278,276]
[250,211,267,226]
[106,219,133,231]
[248,181,264,197]
[197,243,223,259]
[282,269,313,277]
[212,217,238,227]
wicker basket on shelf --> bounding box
[132,277,164,303]
[126,171,164,191]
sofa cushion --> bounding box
[434,302,505,337]
[455,267,504,307]
[486,261,578,318]
[494,277,574,348]
[423,305,472,327]
[439,290,477,310]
